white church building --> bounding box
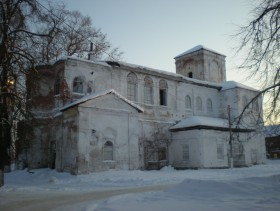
[27,45,266,174]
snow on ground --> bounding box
[1,160,280,210]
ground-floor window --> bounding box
[217,143,224,160]
[158,148,167,161]
[103,141,113,160]
[182,144,189,161]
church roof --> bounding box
[169,116,254,132]
[221,81,259,91]
[174,45,226,59]
[60,89,144,113]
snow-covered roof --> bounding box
[174,45,226,59]
[60,89,144,113]
[170,116,254,132]
[221,81,259,91]
[116,61,222,90]
[170,116,229,131]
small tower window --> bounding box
[188,72,193,78]
[54,78,60,95]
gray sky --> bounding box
[65,0,255,85]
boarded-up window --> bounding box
[127,72,138,101]
[104,141,113,160]
[196,97,202,111]
[217,144,224,160]
[182,145,189,161]
[144,76,154,104]
[185,95,191,109]
[159,79,168,106]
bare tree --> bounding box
[235,0,280,124]
[0,0,53,186]
[0,0,122,186]
[35,3,123,62]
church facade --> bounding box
[26,45,266,174]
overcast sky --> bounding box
[64,0,256,85]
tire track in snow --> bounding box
[0,184,174,211]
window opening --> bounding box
[159,79,168,106]
[182,144,189,161]
[73,77,83,93]
[207,99,213,112]
[217,144,224,160]
[127,72,138,101]
[144,76,154,104]
[185,95,191,109]
[158,148,167,161]
[103,141,113,161]
[54,78,60,95]
[188,72,193,78]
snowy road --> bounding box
[0,184,173,211]
[1,160,280,210]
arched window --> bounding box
[144,76,154,105]
[196,97,202,111]
[185,95,191,109]
[103,141,113,160]
[73,77,84,93]
[54,77,60,95]
[207,99,213,112]
[159,79,168,106]
[127,72,138,101]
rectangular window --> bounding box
[159,89,167,106]
[217,144,224,160]
[182,145,189,161]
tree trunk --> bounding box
[0,170,3,187]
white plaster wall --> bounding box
[74,95,140,174]
[220,88,261,122]
[60,108,79,174]
[170,130,229,168]
[200,130,229,168]
[169,130,204,168]
[64,59,112,95]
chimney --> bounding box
[88,42,94,60]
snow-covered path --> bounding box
[1,160,280,211]
[0,184,172,211]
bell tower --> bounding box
[174,45,226,84]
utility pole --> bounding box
[227,105,233,168]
